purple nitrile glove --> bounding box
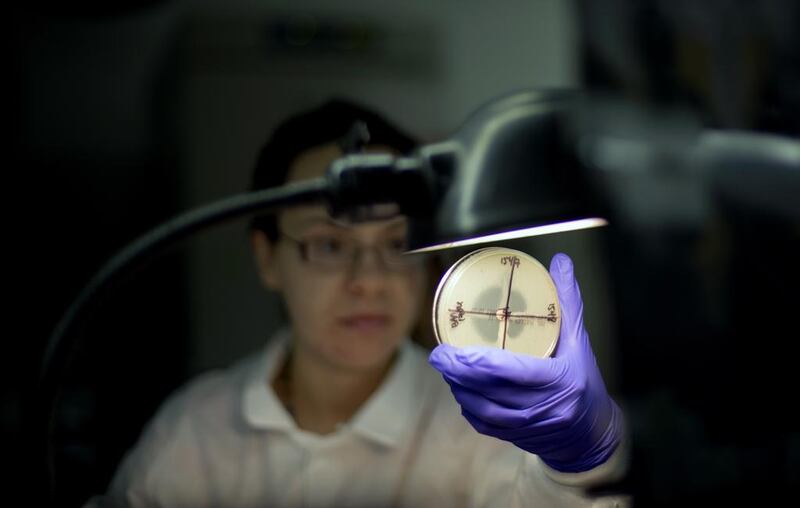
[428,252,623,473]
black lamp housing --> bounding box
[325,89,605,252]
[410,89,603,250]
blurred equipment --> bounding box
[578,0,800,502]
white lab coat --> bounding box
[94,329,628,508]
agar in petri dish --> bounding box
[432,247,560,357]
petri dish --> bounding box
[432,247,560,357]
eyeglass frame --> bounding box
[278,228,422,271]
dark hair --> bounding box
[249,98,418,241]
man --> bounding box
[100,99,627,507]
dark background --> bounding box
[9,0,799,506]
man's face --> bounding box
[253,143,426,372]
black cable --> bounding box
[37,177,329,501]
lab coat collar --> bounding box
[347,340,419,448]
[242,328,295,432]
[241,329,422,449]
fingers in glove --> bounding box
[447,381,568,427]
[549,253,588,357]
[460,407,573,448]
[429,344,566,390]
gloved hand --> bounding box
[428,252,623,473]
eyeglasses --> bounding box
[280,230,422,271]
